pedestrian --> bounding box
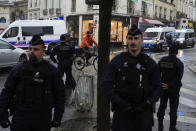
[103,25,162,131]
[50,33,76,104]
[0,35,65,131]
[79,30,98,65]
[157,45,184,131]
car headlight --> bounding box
[180,40,183,44]
[153,39,158,43]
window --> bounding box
[128,1,134,14]
[164,8,166,19]
[88,4,93,9]
[30,0,32,7]
[3,27,19,38]
[112,0,116,11]
[71,0,76,12]
[159,7,162,18]
[160,33,164,40]
[45,0,48,9]
[155,6,157,17]
[35,0,37,7]
[0,40,13,49]
[34,13,37,19]
[22,26,54,36]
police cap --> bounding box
[127,24,142,36]
[60,33,70,40]
[29,35,44,46]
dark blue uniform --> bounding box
[0,60,65,131]
[50,42,76,89]
[103,52,162,131]
[157,55,184,127]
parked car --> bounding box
[0,39,28,68]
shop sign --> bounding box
[83,15,93,20]
[143,0,152,6]
[130,0,138,3]
[92,24,96,28]
[188,22,194,28]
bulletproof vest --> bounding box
[15,60,54,106]
[159,57,177,83]
[115,52,154,106]
[57,42,73,61]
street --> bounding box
[1,46,196,130]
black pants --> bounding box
[112,109,153,131]
[157,89,180,126]
[11,111,51,131]
[58,60,76,89]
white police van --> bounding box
[0,20,66,49]
[142,27,175,51]
[175,28,195,48]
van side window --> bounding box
[185,33,188,39]
[3,27,19,38]
[160,33,164,40]
[22,26,54,36]
[189,33,194,38]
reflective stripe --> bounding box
[9,40,60,46]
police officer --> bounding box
[0,35,65,131]
[157,46,184,131]
[103,25,162,131]
[50,33,76,103]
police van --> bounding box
[175,28,195,48]
[0,20,66,49]
[142,27,175,51]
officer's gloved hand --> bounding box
[0,119,10,128]
[51,120,61,128]
[118,100,134,112]
[135,101,151,112]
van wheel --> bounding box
[19,55,27,63]
[191,42,195,48]
[183,44,187,49]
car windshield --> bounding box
[176,32,185,38]
[143,32,159,40]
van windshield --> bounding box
[143,32,159,40]
[176,33,185,38]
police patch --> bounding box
[160,61,174,69]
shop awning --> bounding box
[144,19,164,25]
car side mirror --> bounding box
[3,34,8,38]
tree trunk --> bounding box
[97,0,113,131]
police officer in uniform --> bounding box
[103,25,162,131]
[0,35,65,131]
[157,46,184,131]
[50,33,76,103]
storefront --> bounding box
[110,16,129,46]
[82,15,94,36]
[66,15,79,45]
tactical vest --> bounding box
[15,60,54,106]
[159,57,177,83]
[115,52,154,106]
[57,42,73,61]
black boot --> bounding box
[169,125,179,131]
[158,121,164,131]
